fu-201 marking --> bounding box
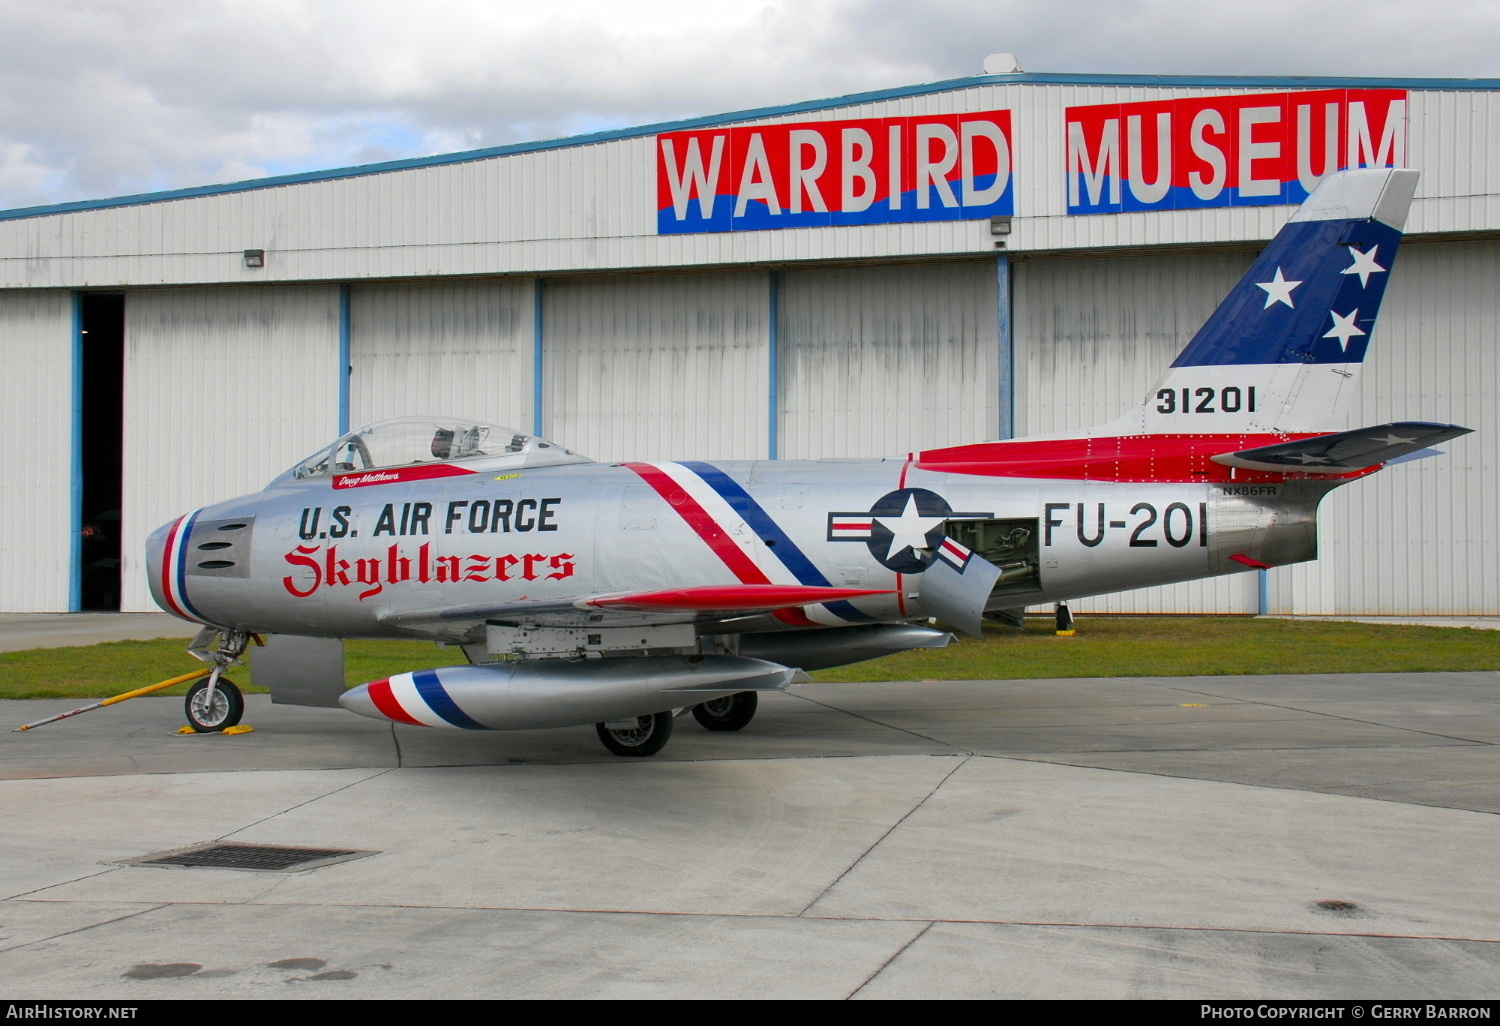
[1045,502,1209,548]
[1156,386,1257,414]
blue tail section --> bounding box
[1171,169,1417,368]
[1172,219,1401,367]
[1097,168,1421,435]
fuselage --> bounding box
[147,454,1326,639]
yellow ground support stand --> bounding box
[14,668,213,732]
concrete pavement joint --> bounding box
[844,920,933,999]
[219,768,394,842]
[12,898,1497,946]
[4,867,123,903]
[786,691,971,753]
[983,752,1500,817]
[1133,677,1500,747]
[796,754,969,917]
[0,902,169,955]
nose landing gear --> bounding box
[184,628,252,732]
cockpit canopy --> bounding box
[287,416,592,482]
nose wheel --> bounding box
[185,677,244,732]
[182,627,253,733]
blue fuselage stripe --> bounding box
[174,510,210,623]
[413,669,488,730]
[680,462,877,623]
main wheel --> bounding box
[595,711,673,757]
[185,678,244,733]
[692,691,758,732]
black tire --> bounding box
[692,691,758,732]
[184,678,244,733]
[595,711,673,757]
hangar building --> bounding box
[0,69,1495,617]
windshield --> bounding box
[292,416,546,480]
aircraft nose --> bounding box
[144,517,182,617]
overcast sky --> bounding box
[0,0,1495,211]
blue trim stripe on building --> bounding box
[682,461,878,623]
[533,278,545,438]
[338,284,351,436]
[768,270,780,461]
[412,669,488,730]
[996,252,1013,440]
[4,72,1498,224]
[69,293,83,613]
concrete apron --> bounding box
[1,671,1498,999]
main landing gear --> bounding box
[593,691,760,757]
[596,712,674,757]
[692,691,758,731]
[183,627,251,733]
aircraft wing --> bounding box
[379,583,894,638]
[1211,422,1472,474]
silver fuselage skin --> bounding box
[147,455,1324,640]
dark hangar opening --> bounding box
[78,293,124,611]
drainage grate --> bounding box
[124,842,377,873]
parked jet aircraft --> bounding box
[148,167,1467,755]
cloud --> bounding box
[0,0,1494,210]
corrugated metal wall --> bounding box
[1014,247,1260,613]
[349,278,535,429]
[0,291,73,611]
[1270,239,1500,615]
[120,285,340,611]
[1014,248,1253,438]
[4,84,1497,288]
[779,260,999,459]
[1014,239,1498,615]
[542,270,769,462]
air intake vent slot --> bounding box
[185,516,254,578]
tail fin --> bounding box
[1106,168,1419,436]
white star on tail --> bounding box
[1342,246,1386,288]
[873,494,948,562]
[1256,267,1303,308]
[1323,309,1367,352]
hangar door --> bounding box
[543,270,769,463]
[0,291,73,611]
[121,286,340,611]
[777,261,999,460]
[349,279,536,430]
[1014,241,1497,616]
[1013,248,1259,614]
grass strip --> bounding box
[0,617,1494,701]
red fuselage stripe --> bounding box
[159,516,190,620]
[624,463,818,626]
[623,463,773,585]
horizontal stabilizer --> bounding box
[381,583,893,634]
[1211,422,1472,474]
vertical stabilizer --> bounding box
[1105,168,1419,436]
